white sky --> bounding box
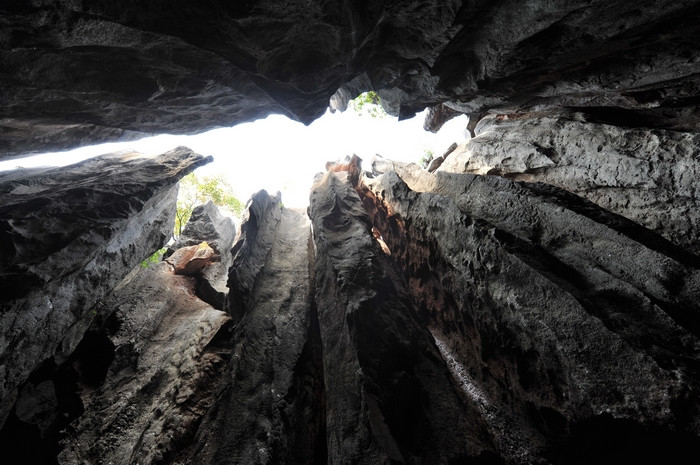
[0,108,468,208]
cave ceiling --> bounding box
[1,0,699,159]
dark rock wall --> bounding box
[309,170,492,463]
[0,147,209,438]
[2,156,699,464]
[2,1,699,157]
[57,262,231,465]
[180,192,326,465]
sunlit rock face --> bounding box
[0,147,209,442]
[2,1,699,157]
[439,114,700,255]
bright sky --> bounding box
[0,108,468,208]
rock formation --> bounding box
[167,200,237,310]
[3,153,700,463]
[57,260,231,465]
[0,147,210,458]
[178,192,325,465]
[1,1,699,157]
[359,158,700,462]
[439,113,700,255]
[1,0,700,464]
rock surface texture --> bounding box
[361,159,700,463]
[177,192,326,465]
[0,147,210,453]
[1,1,699,157]
[439,114,700,255]
[2,159,700,463]
[168,200,237,310]
[57,261,231,465]
[1,1,700,464]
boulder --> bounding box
[167,241,217,276]
[169,201,237,309]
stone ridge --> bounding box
[1,1,699,157]
[0,147,210,429]
[57,261,231,465]
[358,160,700,462]
[439,114,700,255]
[309,170,494,463]
[179,192,325,465]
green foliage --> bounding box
[175,172,243,236]
[140,247,167,268]
[348,91,388,118]
[419,149,434,169]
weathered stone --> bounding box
[57,261,231,465]
[177,192,325,465]
[169,201,237,309]
[1,2,700,463]
[309,170,494,464]
[169,200,236,256]
[225,190,283,325]
[2,1,699,157]
[360,160,700,462]
[167,241,216,275]
[439,113,700,254]
[426,141,458,173]
[0,147,210,429]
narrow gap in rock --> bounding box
[0,331,115,465]
[0,360,61,465]
[280,303,328,464]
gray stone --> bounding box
[2,1,700,157]
[176,192,325,465]
[309,170,493,464]
[169,200,237,310]
[361,160,700,462]
[169,200,236,256]
[439,114,700,254]
[57,262,231,465]
[0,147,210,428]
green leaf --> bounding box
[349,91,388,118]
[175,172,244,237]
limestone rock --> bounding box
[177,192,326,465]
[167,241,216,276]
[169,201,237,309]
[360,160,700,462]
[308,170,494,464]
[225,190,283,324]
[439,114,700,254]
[169,201,236,256]
[426,142,458,173]
[2,1,699,157]
[0,147,210,429]
[57,262,231,465]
